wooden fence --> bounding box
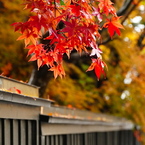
[0,90,140,145]
[0,76,141,145]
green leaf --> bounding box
[60,0,65,5]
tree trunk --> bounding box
[28,62,53,98]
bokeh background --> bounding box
[0,0,145,143]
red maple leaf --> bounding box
[8,87,21,94]
[69,4,81,17]
[11,22,23,32]
[62,19,78,37]
[103,16,124,38]
[26,44,49,69]
[87,58,107,80]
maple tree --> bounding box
[12,0,124,79]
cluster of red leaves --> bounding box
[12,0,123,79]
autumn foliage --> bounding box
[12,0,123,79]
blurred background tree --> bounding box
[1,0,145,143]
[0,0,33,80]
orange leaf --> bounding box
[37,59,43,70]
[29,55,37,62]
[49,64,65,79]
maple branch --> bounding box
[117,0,133,16]
[0,1,5,9]
[54,0,57,17]
[137,29,145,50]
[121,0,142,23]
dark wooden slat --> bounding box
[90,133,94,145]
[94,133,97,145]
[84,133,88,145]
[55,135,59,145]
[73,134,76,145]
[62,135,67,145]
[36,120,39,145]
[107,132,113,145]
[0,119,2,145]
[27,120,32,145]
[20,120,26,145]
[72,134,75,145]
[113,131,118,145]
[51,136,54,145]
[66,135,70,145]
[31,120,37,145]
[124,130,128,145]
[12,120,19,145]
[89,133,92,145]
[120,131,125,145]
[41,136,45,145]
[77,134,80,145]
[4,119,10,145]
[88,133,91,145]
[128,131,133,145]
[45,136,49,145]
[80,134,84,145]
[59,135,63,145]
[97,132,106,145]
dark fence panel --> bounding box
[40,130,140,145]
[0,118,38,145]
